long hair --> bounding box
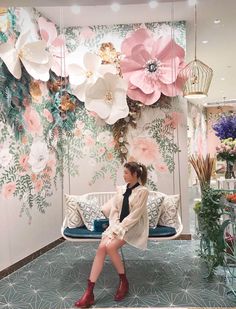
[124,161,148,185]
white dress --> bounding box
[102,184,149,250]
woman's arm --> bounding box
[111,188,149,238]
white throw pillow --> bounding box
[158,194,180,228]
[77,196,105,231]
[65,194,84,228]
[147,195,164,228]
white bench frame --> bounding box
[61,191,183,242]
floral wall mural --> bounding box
[0,7,187,220]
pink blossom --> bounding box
[164,112,182,129]
[23,107,43,135]
[34,179,43,193]
[120,29,185,105]
[155,163,168,174]
[2,182,16,199]
[85,136,95,147]
[44,157,56,178]
[19,154,29,170]
[98,147,106,156]
[80,26,95,40]
[129,137,160,165]
[43,109,54,123]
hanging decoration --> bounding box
[179,4,213,99]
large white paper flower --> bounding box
[85,72,129,125]
[0,30,52,81]
[67,51,116,102]
[28,140,49,173]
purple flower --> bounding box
[212,115,236,140]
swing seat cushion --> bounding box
[63,223,176,239]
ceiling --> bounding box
[2,0,236,106]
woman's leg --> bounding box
[89,237,109,282]
[75,237,109,308]
[106,238,129,301]
[106,238,126,273]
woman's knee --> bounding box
[106,242,118,255]
[97,242,107,254]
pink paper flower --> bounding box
[129,137,160,165]
[38,17,68,77]
[120,29,185,105]
[23,107,43,135]
[43,109,53,123]
[79,27,96,40]
[155,163,168,174]
[2,182,16,199]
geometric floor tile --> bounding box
[0,240,236,308]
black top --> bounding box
[119,182,140,222]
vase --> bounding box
[225,160,235,179]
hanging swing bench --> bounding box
[61,191,183,242]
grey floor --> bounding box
[1,186,236,308]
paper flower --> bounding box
[28,140,49,173]
[38,17,68,77]
[85,72,128,125]
[0,30,52,80]
[23,107,43,135]
[120,29,185,105]
[67,51,116,102]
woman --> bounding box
[75,161,149,308]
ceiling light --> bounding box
[221,77,225,81]
[214,19,221,24]
[202,40,208,44]
[111,2,120,12]
[149,1,158,9]
[70,5,81,14]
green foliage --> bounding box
[198,186,227,276]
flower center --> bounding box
[105,91,113,104]
[86,71,93,78]
[145,59,161,74]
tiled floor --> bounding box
[0,240,236,308]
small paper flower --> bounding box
[85,72,129,125]
[0,30,52,80]
[23,107,43,135]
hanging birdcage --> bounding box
[180,58,213,99]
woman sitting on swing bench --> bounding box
[75,161,149,308]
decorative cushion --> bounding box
[158,194,180,228]
[64,194,84,228]
[94,218,109,232]
[78,197,105,231]
[147,195,164,228]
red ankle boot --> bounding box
[114,273,129,301]
[75,279,95,308]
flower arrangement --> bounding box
[212,114,236,140]
[216,138,236,162]
[226,193,236,204]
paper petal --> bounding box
[0,43,21,79]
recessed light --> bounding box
[188,0,197,6]
[202,40,208,44]
[214,19,221,24]
[111,2,120,12]
[149,1,158,9]
[221,77,225,81]
[70,5,81,14]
